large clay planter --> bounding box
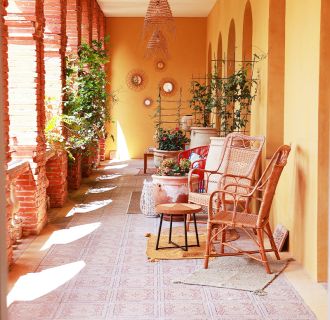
[152,174,199,221]
[153,149,181,168]
[68,152,82,190]
[190,127,219,148]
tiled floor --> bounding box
[7,160,326,319]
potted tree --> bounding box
[64,39,112,178]
[45,38,114,189]
[218,65,257,136]
[153,127,190,167]
[189,76,221,148]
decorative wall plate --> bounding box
[126,69,147,91]
[159,77,176,96]
[155,59,166,72]
[143,97,153,107]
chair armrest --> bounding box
[208,188,253,221]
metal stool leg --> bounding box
[169,214,173,243]
[193,213,200,247]
[156,213,163,250]
[183,214,188,251]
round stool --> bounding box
[155,203,202,251]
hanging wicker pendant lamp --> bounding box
[143,0,175,36]
[145,29,169,59]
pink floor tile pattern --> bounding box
[8,160,316,320]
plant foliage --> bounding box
[45,38,114,158]
[154,127,190,151]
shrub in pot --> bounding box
[153,127,190,167]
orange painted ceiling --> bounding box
[97,0,217,17]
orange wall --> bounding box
[206,0,328,281]
[105,17,206,159]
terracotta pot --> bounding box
[190,127,219,148]
[67,152,82,190]
[153,149,181,168]
[152,174,199,221]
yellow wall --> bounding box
[105,17,206,159]
[206,0,328,281]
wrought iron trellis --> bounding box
[190,56,260,137]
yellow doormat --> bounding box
[145,227,239,260]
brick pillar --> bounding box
[2,0,13,265]
[99,138,105,161]
[81,0,91,44]
[99,8,105,41]
[6,0,48,235]
[44,0,68,207]
[66,0,81,53]
[92,0,98,41]
[46,152,68,207]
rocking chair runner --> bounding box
[187,133,265,228]
[204,145,291,274]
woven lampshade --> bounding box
[145,29,169,59]
[143,0,175,35]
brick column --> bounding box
[81,0,92,45]
[1,0,13,265]
[99,8,105,41]
[66,0,81,53]
[46,152,68,207]
[44,0,68,207]
[6,0,48,235]
[92,0,98,41]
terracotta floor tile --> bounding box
[7,159,320,320]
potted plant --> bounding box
[153,127,190,167]
[45,38,115,188]
[218,64,257,136]
[152,158,199,221]
[189,76,220,148]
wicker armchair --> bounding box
[204,145,291,273]
[187,133,265,223]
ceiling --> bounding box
[97,0,217,17]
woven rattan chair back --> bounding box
[255,145,291,227]
[207,133,265,194]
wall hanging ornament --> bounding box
[143,0,175,36]
[126,69,147,91]
[159,77,177,96]
[155,59,166,72]
[143,97,154,107]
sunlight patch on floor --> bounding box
[86,186,117,194]
[40,223,101,250]
[7,261,85,306]
[66,199,113,217]
[96,174,122,181]
[98,164,128,170]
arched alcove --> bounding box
[217,33,223,77]
[227,19,235,76]
[242,1,253,134]
[207,42,212,76]
[242,1,252,62]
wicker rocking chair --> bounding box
[204,145,291,273]
[187,133,265,228]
